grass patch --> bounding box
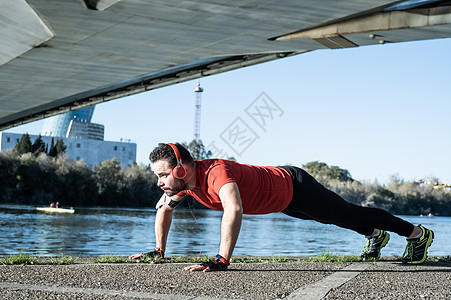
[135,255,358,264]
[138,255,210,264]
[1,252,40,265]
[91,255,129,263]
[50,255,76,265]
[166,256,209,264]
[136,256,299,264]
[9,252,438,265]
[305,251,361,263]
[134,254,361,264]
[426,256,451,263]
[231,257,299,263]
[436,256,451,262]
[0,253,77,265]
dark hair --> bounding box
[149,143,193,167]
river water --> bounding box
[0,204,449,257]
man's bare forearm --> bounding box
[218,182,243,260]
[155,205,173,251]
[219,207,242,260]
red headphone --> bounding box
[167,143,187,179]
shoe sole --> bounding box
[405,230,434,264]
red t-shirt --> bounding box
[177,159,293,214]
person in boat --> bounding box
[129,143,434,271]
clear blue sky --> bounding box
[8,38,451,184]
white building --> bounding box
[66,119,105,141]
[0,132,136,168]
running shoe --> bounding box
[402,224,434,264]
[361,230,390,261]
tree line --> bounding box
[0,138,214,208]
[0,149,161,207]
[13,133,67,157]
[1,137,450,215]
[302,161,451,216]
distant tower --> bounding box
[193,81,204,141]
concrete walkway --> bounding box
[1,258,450,299]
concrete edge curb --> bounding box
[285,262,372,299]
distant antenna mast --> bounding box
[193,81,203,141]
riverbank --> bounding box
[2,148,451,216]
[1,257,450,299]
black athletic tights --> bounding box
[281,166,414,237]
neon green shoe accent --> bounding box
[361,230,390,261]
[402,224,434,264]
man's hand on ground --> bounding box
[184,264,211,272]
[184,255,230,272]
[129,248,164,260]
[128,253,144,260]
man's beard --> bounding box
[163,178,187,197]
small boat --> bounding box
[36,207,75,214]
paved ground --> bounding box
[0,258,450,299]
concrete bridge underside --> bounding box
[1,0,451,130]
